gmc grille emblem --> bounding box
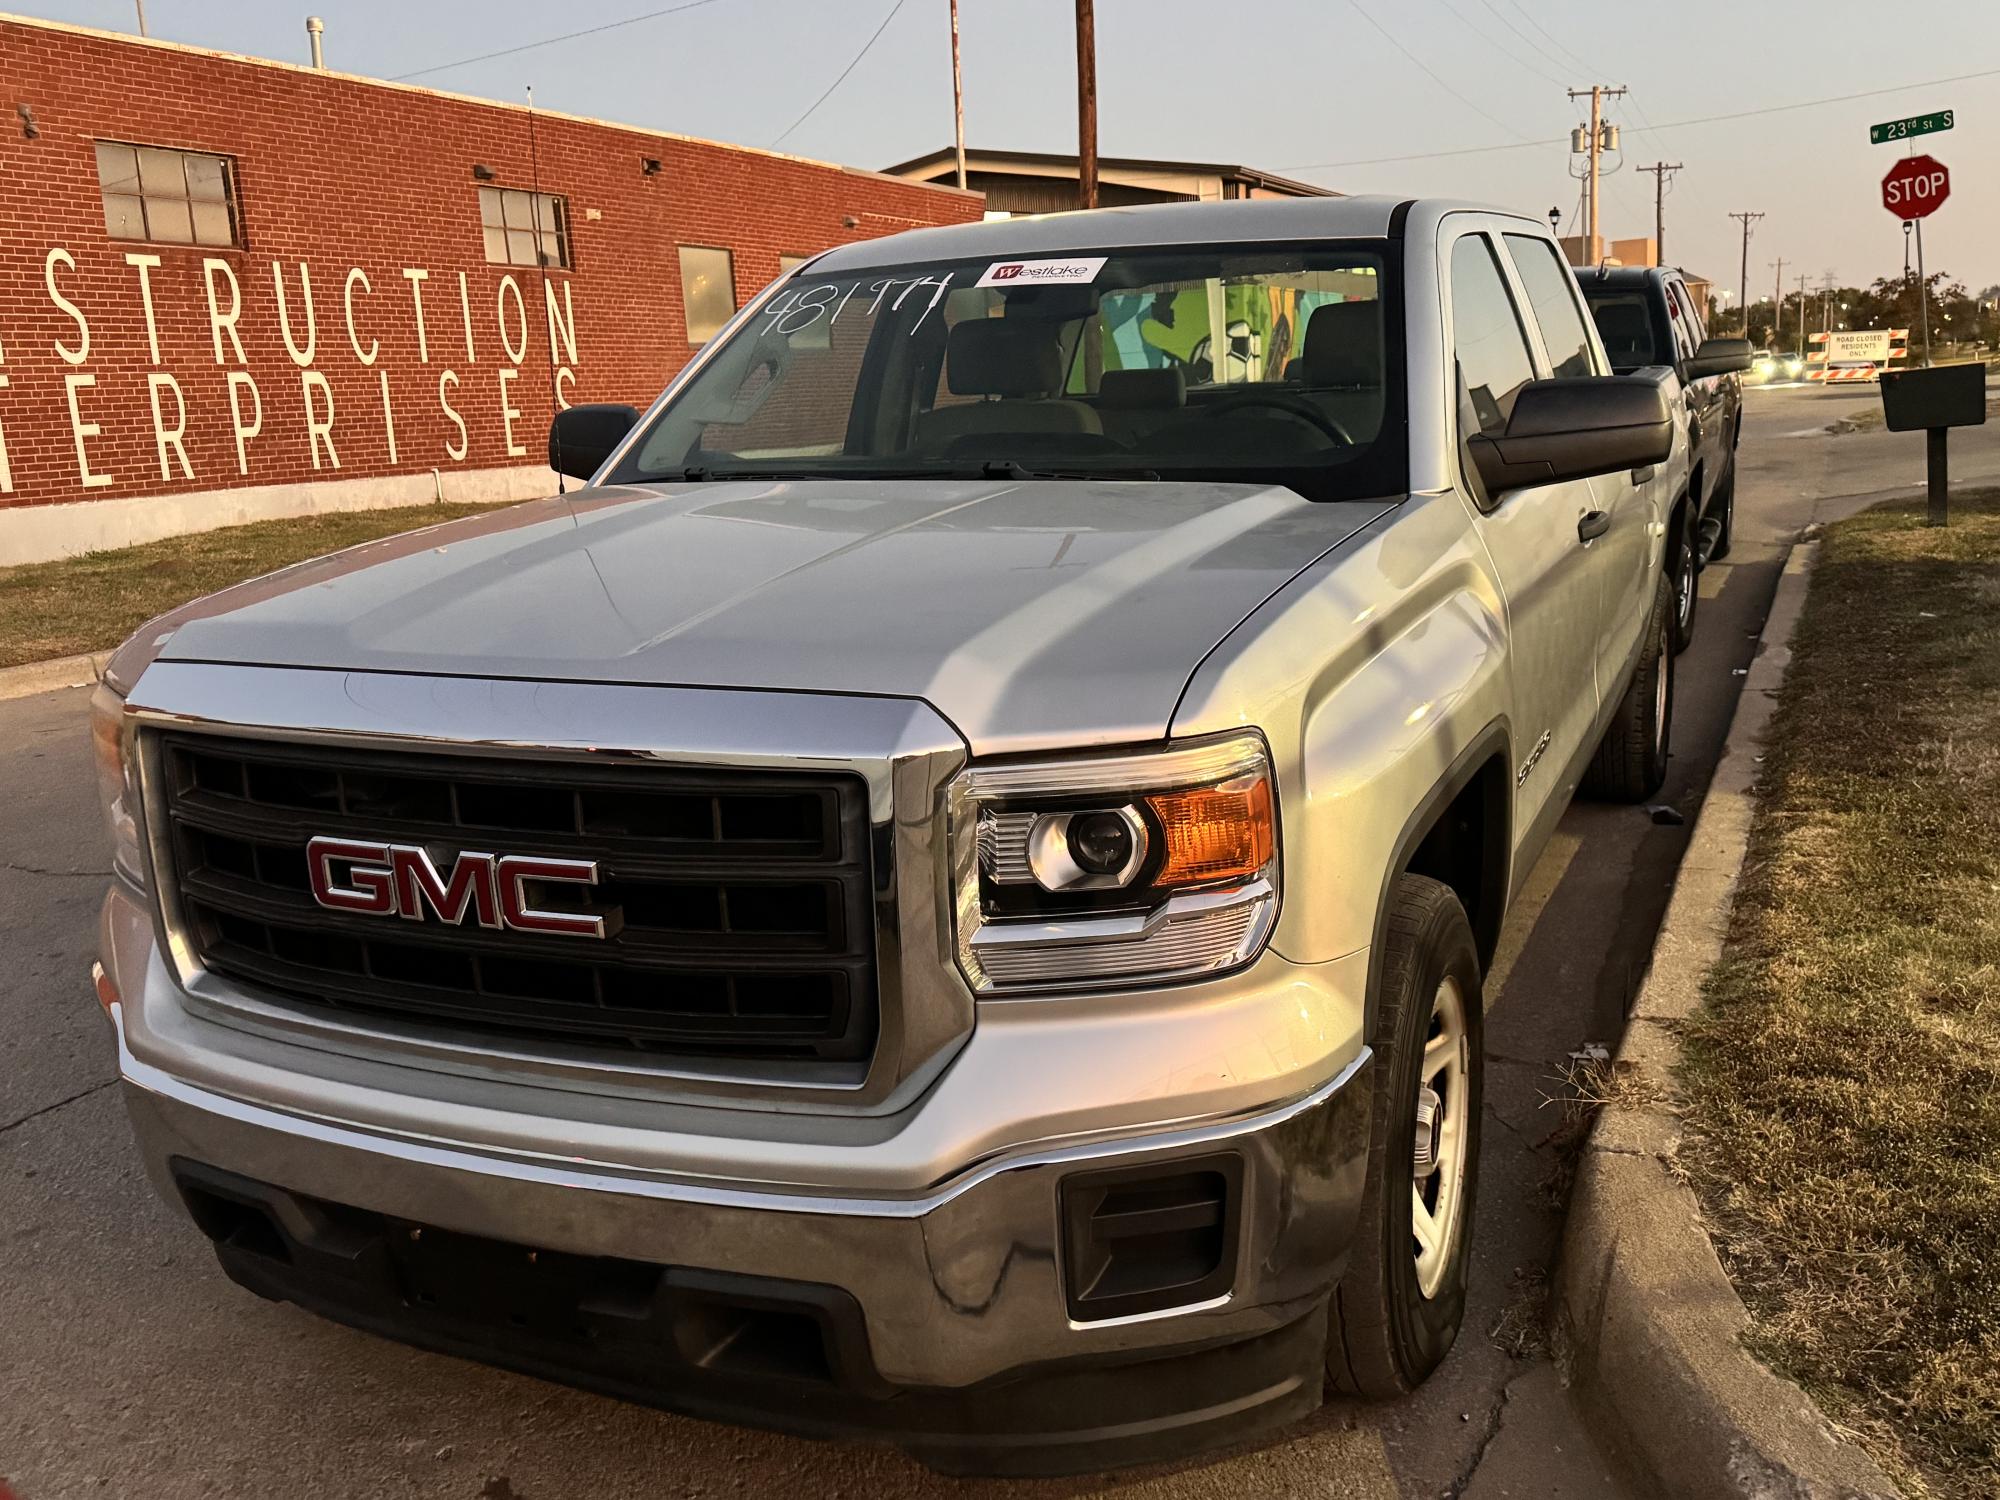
[305,836,609,939]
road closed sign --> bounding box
[1883,154,1950,219]
[1824,329,1894,363]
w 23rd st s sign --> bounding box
[1883,155,1950,219]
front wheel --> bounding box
[1709,462,1736,562]
[1670,503,1699,654]
[1582,573,1674,802]
[1326,874,1484,1397]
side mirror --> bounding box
[1468,373,1673,494]
[548,403,640,482]
[1685,337,1754,380]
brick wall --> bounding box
[0,16,980,527]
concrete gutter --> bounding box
[1553,542,1902,1500]
[0,652,102,702]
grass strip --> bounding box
[0,502,509,669]
[1682,489,2000,1498]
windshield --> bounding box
[609,242,1405,502]
[1581,288,1659,371]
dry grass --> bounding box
[0,502,510,668]
[1680,488,2000,1498]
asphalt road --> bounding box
[4,384,1993,1499]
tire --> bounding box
[1582,573,1674,802]
[1670,501,1698,655]
[1709,460,1736,562]
[1326,874,1484,1398]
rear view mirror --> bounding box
[1468,373,1672,494]
[1685,337,1754,380]
[548,403,640,482]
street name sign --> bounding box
[1882,155,1950,220]
[1870,109,1953,145]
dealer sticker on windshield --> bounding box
[975,257,1108,288]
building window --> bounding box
[478,187,569,269]
[779,254,809,274]
[679,245,736,344]
[95,141,238,247]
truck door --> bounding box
[1446,230,1603,836]
[1503,233,1656,696]
[1666,277,1723,493]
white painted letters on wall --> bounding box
[438,370,467,461]
[457,271,477,363]
[497,367,524,458]
[204,258,247,365]
[147,372,192,480]
[47,249,90,366]
[125,252,164,364]
[301,370,338,469]
[64,372,111,486]
[227,371,263,475]
[379,370,398,464]
[344,267,378,365]
[273,261,319,366]
[402,267,431,363]
[497,276,527,366]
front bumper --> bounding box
[106,886,1375,1473]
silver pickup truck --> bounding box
[91,197,1672,1476]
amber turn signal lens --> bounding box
[1146,773,1274,887]
[92,962,119,1013]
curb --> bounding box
[0,652,102,702]
[1552,541,1902,1500]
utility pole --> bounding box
[1638,161,1681,265]
[1729,211,1764,335]
[134,0,147,36]
[1074,0,1098,210]
[1797,273,1808,360]
[949,0,967,191]
[1772,256,1786,349]
[1568,86,1627,259]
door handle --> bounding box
[1630,465,1656,484]
[1577,510,1611,543]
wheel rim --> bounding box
[1676,530,1695,631]
[1653,613,1671,750]
[1411,974,1471,1300]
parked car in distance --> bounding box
[1750,348,1806,384]
[92,197,1674,1477]
[1579,265,1753,651]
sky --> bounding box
[19,0,2000,300]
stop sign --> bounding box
[1883,154,1950,219]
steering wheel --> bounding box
[1198,391,1355,447]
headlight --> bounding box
[949,732,1279,993]
[90,682,144,887]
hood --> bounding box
[158,479,1398,752]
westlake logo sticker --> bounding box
[975,257,1107,288]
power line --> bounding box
[1346,0,1532,142]
[771,0,910,147]
[1432,0,1565,86]
[1471,0,1582,81]
[1496,0,1601,76]
[1280,62,2000,170]
[391,0,733,82]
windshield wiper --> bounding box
[975,459,1161,482]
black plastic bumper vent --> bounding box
[1060,1154,1242,1322]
